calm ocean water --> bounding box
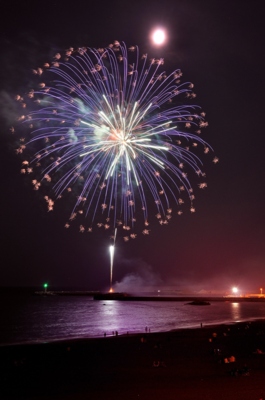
[1,290,265,345]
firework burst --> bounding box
[13,41,217,240]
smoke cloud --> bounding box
[113,258,163,293]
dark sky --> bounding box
[0,0,264,294]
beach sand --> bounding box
[1,320,265,399]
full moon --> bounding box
[152,29,166,45]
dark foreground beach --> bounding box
[1,320,265,400]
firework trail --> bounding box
[109,228,117,291]
[13,41,217,240]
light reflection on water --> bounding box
[1,295,265,345]
[231,302,240,321]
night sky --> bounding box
[0,0,264,294]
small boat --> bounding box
[186,300,211,306]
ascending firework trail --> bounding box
[109,228,117,291]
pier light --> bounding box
[43,283,48,293]
[232,287,238,295]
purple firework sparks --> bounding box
[13,41,217,241]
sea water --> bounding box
[1,291,265,345]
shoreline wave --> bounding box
[2,316,265,348]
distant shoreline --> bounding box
[34,291,265,302]
[93,293,265,302]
